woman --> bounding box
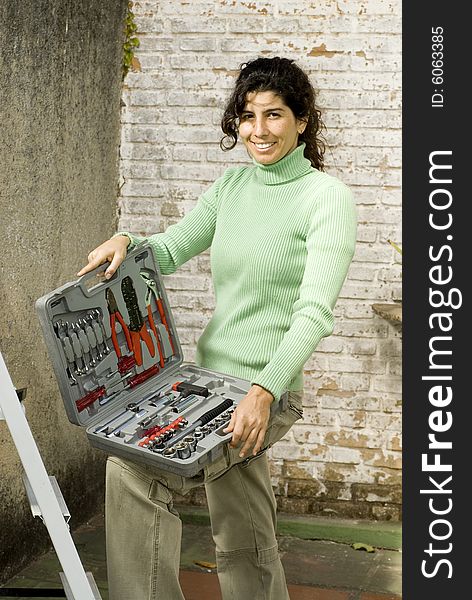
[78,57,357,600]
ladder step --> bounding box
[60,572,102,600]
[22,475,71,524]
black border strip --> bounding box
[403,3,467,597]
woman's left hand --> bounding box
[223,384,274,458]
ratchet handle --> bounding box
[199,398,233,426]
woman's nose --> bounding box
[253,118,268,137]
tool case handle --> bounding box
[75,262,117,298]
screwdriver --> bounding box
[78,364,159,414]
[76,386,119,412]
[107,364,159,393]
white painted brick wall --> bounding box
[119,0,402,519]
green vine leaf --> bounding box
[123,2,140,79]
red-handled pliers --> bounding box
[106,289,133,358]
[140,270,175,365]
[121,276,156,367]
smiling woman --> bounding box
[238,91,306,165]
[220,56,326,170]
[77,56,357,600]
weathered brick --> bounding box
[166,127,221,144]
[166,91,222,107]
[327,356,386,374]
[329,446,361,464]
[323,395,381,412]
[121,179,165,197]
[381,396,403,413]
[179,38,218,52]
[322,463,363,484]
[372,504,402,520]
[170,18,226,33]
[337,0,400,15]
[316,336,344,353]
[135,15,165,34]
[120,197,162,217]
[352,483,402,506]
[366,412,401,431]
[373,376,402,394]
[128,90,167,106]
[281,461,314,480]
[161,163,220,182]
[335,320,388,338]
[346,339,378,355]
[120,142,170,161]
[121,106,164,124]
[340,282,390,301]
[290,425,324,446]
[378,338,402,358]
[287,479,327,498]
[326,108,401,129]
[164,274,210,292]
[297,407,337,427]
[121,160,160,179]
[378,266,402,282]
[227,18,268,33]
[386,432,402,452]
[343,303,377,320]
[388,360,402,376]
[176,107,215,125]
[360,449,402,470]
[328,427,388,448]
[122,126,167,144]
[322,15,401,35]
[134,35,175,54]
[357,207,402,228]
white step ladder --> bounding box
[0,350,102,599]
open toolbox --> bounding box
[35,243,284,478]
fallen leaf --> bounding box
[194,560,217,569]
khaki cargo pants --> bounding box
[105,391,303,600]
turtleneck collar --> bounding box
[252,142,314,185]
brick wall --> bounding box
[119,0,402,520]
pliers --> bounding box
[106,289,135,372]
[140,269,174,366]
[121,276,155,367]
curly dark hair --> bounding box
[220,57,326,171]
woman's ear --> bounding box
[297,119,307,134]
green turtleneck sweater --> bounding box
[120,144,357,401]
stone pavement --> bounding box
[1,506,402,599]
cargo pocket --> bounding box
[148,477,173,508]
[288,401,303,420]
[203,445,231,483]
[262,390,304,449]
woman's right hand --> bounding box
[77,235,130,279]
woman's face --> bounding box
[238,90,306,165]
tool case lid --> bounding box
[35,243,183,428]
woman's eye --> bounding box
[269,112,281,118]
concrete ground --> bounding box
[1,505,402,599]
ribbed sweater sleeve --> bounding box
[252,184,357,400]
[116,173,228,275]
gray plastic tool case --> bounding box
[36,243,283,478]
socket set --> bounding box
[35,243,284,477]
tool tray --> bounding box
[36,243,284,478]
